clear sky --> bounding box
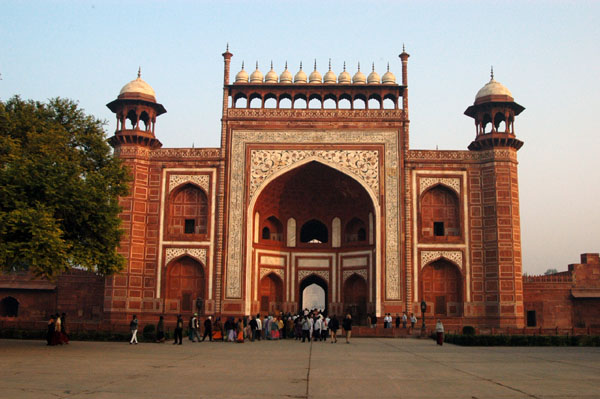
[2,1,599,275]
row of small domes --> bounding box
[235,61,396,85]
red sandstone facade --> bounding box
[2,50,599,333]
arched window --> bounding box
[261,216,283,241]
[126,109,137,129]
[345,217,367,242]
[167,183,208,239]
[420,185,460,240]
[300,219,328,243]
[0,297,19,317]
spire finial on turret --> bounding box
[285,61,288,69]
[226,43,229,52]
[403,43,406,52]
[387,62,390,72]
[372,62,375,72]
[343,61,346,71]
[241,61,245,70]
[328,58,332,70]
[270,60,273,70]
[490,66,494,80]
[137,67,141,79]
[357,62,361,71]
[300,61,303,70]
[314,59,317,71]
[255,61,259,70]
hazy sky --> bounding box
[2,1,599,275]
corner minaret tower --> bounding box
[464,70,525,328]
[465,68,524,151]
[107,68,166,149]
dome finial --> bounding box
[343,61,347,71]
[328,58,332,71]
[285,61,288,69]
[255,61,259,70]
[270,60,273,70]
[137,66,141,79]
[490,66,494,80]
[314,59,317,71]
[372,62,375,72]
[226,43,229,52]
[241,61,245,70]
[357,62,361,71]
[300,61,303,70]
[387,62,390,72]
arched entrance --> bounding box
[420,259,463,316]
[344,274,367,324]
[165,256,205,313]
[260,273,283,314]
[299,274,328,313]
[0,296,19,317]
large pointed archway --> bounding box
[248,159,378,316]
[299,274,328,313]
[420,259,463,317]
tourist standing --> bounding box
[190,313,201,342]
[156,315,165,343]
[255,314,262,341]
[46,314,56,345]
[402,312,408,329]
[342,314,352,344]
[129,315,138,345]
[410,313,417,330]
[322,315,330,341]
[203,316,213,341]
[329,315,339,343]
[249,315,258,341]
[435,319,444,345]
[213,317,223,341]
[301,316,311,343]
[173,314,183,345]
[313,316,322,342]
[371,314,377,329]
[395,313,401,329]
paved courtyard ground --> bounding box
[0,337,599,398]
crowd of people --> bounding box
[144,309,355,345]
[368,312,418,332]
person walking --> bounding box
[202,316,213,342]
[322,315,329,341]
[342,314,353,344]
[329,315,339,343]
[435,319,444,345]
[46,314,56,346]
[249,315,258,341]
[190,313,201,342]
[410,313,417,330]
[156,315,165,343]
[173,314,183,345]
[301,316,311,343]
[129,315,138,345]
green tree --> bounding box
[544,268,558,275]
[0,96,130,279]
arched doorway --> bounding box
[344,274,367,324]
[299,274,328,313]
[165,256,205,313]
[420,259,462,316]
[0,296,19,317]
[259,273,283,314]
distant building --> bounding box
[2,49,598,332]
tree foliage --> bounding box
[0,96,130,279]
[544,268,558,275]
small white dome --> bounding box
[309,61,322,84]
[474,68,513,103]
[265,62,278,83]
[119,68,156,99]
[280,62,293,83]
[234,62,249,83]
[381,63,396,84]
[367,63,380,84]
[294,62,308,83]
[338,62,351,84]
[323,59,336,84]
[352,63,366,84]
[250,62,263,83]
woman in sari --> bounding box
[236,318,244,343]
[227,317,236,342]
[51,314,63,345]
[212,317,223,341]
[271,317,280,340]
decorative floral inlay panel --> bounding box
[419,177,460,195]
[420,250,463,270]
[298,270,330,283]
[250,149,379,201]
[407,149,517,162]
[228,108,404,119]
[342,269,368,284]
[259,267,284,281]
[169,174,210,193]
[165,248,207,266]
[225,130,401,300]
